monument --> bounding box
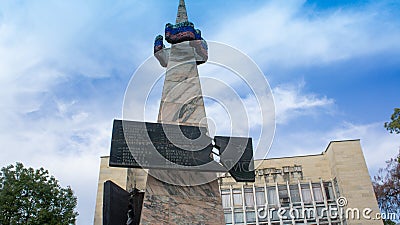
[96,2,384,225]
[104,0,255,224]
[138,1,227,222]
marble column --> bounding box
[139,41,225,225]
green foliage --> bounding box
[383,219,396,225]
[0,163,78,225]
[384,108,400,134]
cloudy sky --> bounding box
[1,0,399,224]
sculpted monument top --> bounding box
[109,0,255,183]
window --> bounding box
[234,210,244,223]
[301,184,312,203]
[246,211,256,223]
[224,212,233,224]
[244,188,255,207]
[270,209,280,221]
[222,193,232,208]
[267,187,278,206]
[233,189,243,206]
[312,183,323,202]
[255,188,266,206]
[278,185,290,206]
[324,182,334,201]
[290,184,301,203]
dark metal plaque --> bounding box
[103,180,130,225]
[110,120,225,171]
[214,136,255,182]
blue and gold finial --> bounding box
[154,0,208,67]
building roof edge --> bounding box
[255,139,361,162]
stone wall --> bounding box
[326,140,382,225]
[93,157,128,225]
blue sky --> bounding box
[1,0,399,224]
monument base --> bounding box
[140,171,225,225]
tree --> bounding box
[372,110,400,225]
[384,108,400,134]
[384,220,396,225]
[0,163,78,225]
[372,150,400,225]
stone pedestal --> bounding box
[140,174,224,225]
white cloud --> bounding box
[273,81,334,124]
[211,0,400,68]
[0,98,112,224]
[202,77,333,160]
[0,1,155,223]
[269,122,400,176]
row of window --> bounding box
[222,182,336,208]
[220,180,344,225]
[223,207,344,224]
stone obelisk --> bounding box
[139,0,225,224]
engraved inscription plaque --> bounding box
[110,120,225,171]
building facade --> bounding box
[218,140,382,225]
[94,139,382,225]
